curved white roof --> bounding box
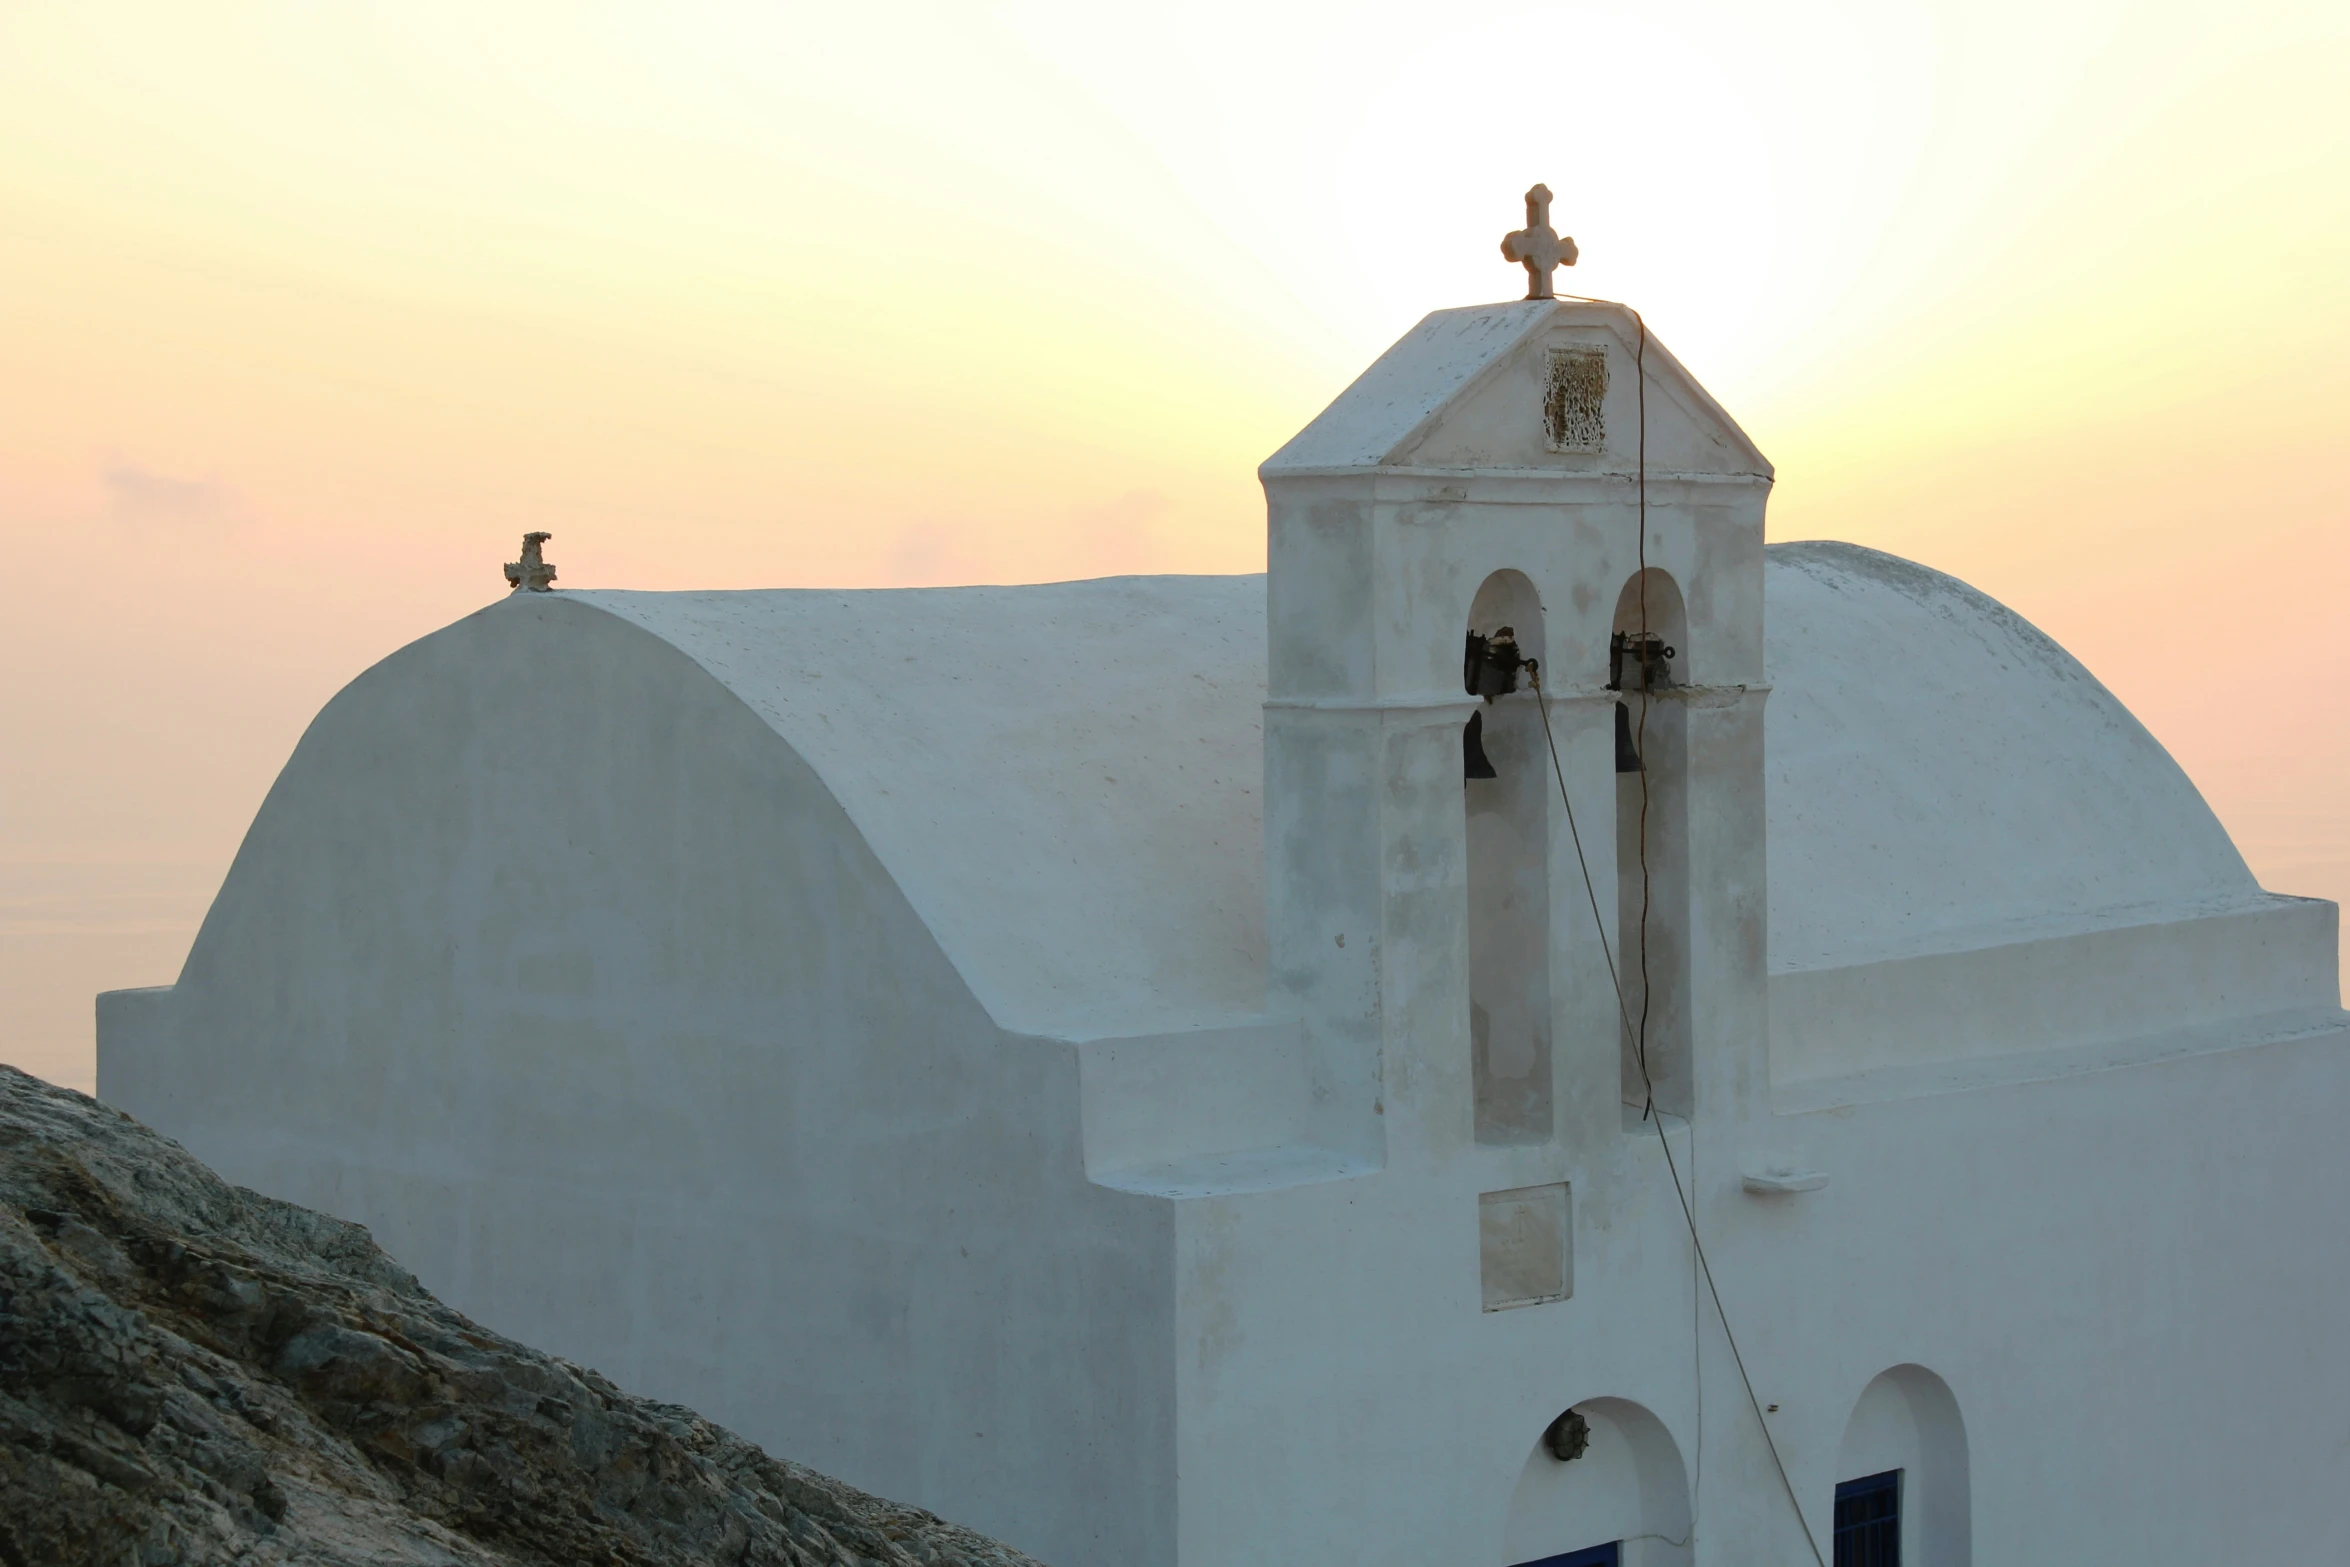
[575,545,2259,1035]
[578,577,1269,1041]
[1761,542,2259,971]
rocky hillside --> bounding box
[0,1065,1046,1567]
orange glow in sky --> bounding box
[3,0,2345,1089]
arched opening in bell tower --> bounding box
[1610,568,1692,1118]
[1465,570,1553,1146]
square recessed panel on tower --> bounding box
[1543,346,1607,452]
[1480,1182,1571,1310]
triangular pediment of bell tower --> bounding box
[1262,300,1769,482]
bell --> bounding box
[1465,627,1525,701]
[1614,701,1643,773]
[1609,630,1674,692]
[1465,709,1499,781]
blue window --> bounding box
[1512,1546,1619,1567]
[1833,1469,1902,1567]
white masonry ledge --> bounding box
[1741,1169,1831,1195]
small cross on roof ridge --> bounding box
[1500,184,1577,301]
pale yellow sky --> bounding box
[2,0,2344,1090]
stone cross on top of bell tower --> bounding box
[1500,183,1577,300]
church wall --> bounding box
[1260,700,1393,1163]
[1151,1013,2350,1565]
[97,596,1178,1567]
[1264,491,1375,702]
[1163,1120,1710,1567]
[1726,1018,2350,1561]
[1768,895,2341,1087]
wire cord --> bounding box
[1533,295,1830,1567]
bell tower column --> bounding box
[1260,474,1476,1168]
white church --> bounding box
[101,192,2350,1565]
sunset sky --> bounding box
[3,0,2345,1091]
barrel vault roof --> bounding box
[567,545,2263,1036]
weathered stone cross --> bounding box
[503,531,556,593]
[1500,184,1577,300]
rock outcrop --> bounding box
[0,1065,1046,1567]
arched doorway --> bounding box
[1502,1397,1692,1566]
[1834,1365,1972,1566]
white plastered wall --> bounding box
[100,595,1178,1567]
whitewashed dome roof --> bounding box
[575,576,1269,1040]
[1758,541,2258,972]
[569,543,2257,1034]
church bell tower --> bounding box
[1257,194,1775,1171]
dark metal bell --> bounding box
[1465,709,1498,781]
[1614,701,1643,773]
[1464,627,1525,701]
[1609,630,1674,693]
